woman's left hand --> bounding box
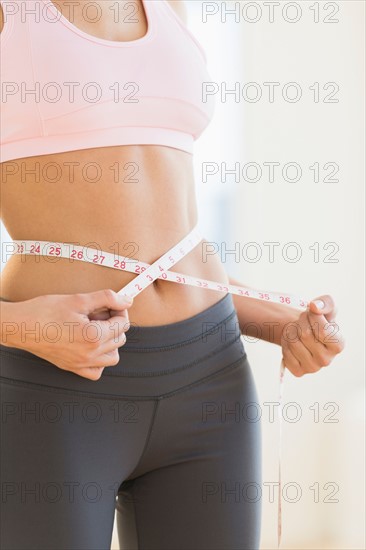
[281,295,345,377]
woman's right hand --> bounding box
[5,289,134,380]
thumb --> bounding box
[82,289,133,314]
[308,294,337,320]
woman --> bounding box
[0,1,344,549]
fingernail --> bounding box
[121,295,133,304]
[313,299,325,310]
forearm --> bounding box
[228,276,300,346]
[0,300,25,349]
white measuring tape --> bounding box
[10,224,309,548]
[10,224,308,307]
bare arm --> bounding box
[228,276,299,346]
[0,3,4,33]
[0,300,24,348]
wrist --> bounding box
[270,306,300,346]
[0,301,26,349]
[235,297,300,346]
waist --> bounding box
[0,230,231,325]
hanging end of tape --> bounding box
[277,463,282,549]
[277,526,282,549]
[277,358,285,548]
[280,358,286,380]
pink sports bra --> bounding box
[0,0,215,163]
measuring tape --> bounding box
[10,224,309,548]
[10,225,308,307]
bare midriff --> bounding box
[0,144,230,326]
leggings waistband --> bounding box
[0,294,247,399]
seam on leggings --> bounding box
[0,332,242,379]
[0,353,247,401]
[129,400,160,486]
[156,354,247,400]
[132,482,140,549]
[104,333,242,378]
[120,309,237,352]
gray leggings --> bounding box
[0,294,262,550]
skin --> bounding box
[0,1,344,380]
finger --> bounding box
[88,309,111,321]
[292,312,317,356]
[76,366,105,381]
[80,315,130,349]
[98,331,128,355]
[282,341,302,377]
[282,315,317,372]
[308,294,338,322]
[104,314,131,334]
[296,311,333,365]
[109,308,130,323]
[92,349,121,368]
[79,289,133,315]
[89,310,130,323]
[78,349,121,370]
[89,307,131,322]
[306,311,344,351]
[287,313,337,368]
[287,337,320,374]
